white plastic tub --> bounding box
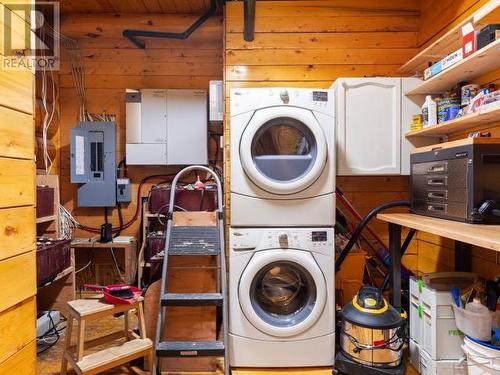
[452,305,499,342]
[462,336,500,375]
[420,347,466,375]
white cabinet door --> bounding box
[401,78,425,175]
[336,78,401,175]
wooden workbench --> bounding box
[72,237,138,286]
[377,212,500,309]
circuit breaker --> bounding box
[70,121,117,207]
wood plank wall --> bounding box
[58,13,223,239]
[224,0,421,271]
[417,0,500,277]
[0,1,36,372]
[57,12,222,372]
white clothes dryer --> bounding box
[230,88,335,227]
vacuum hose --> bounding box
[335,200,410,272]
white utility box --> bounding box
[331,77,425,175]
[125,89,208,165]
[209,80,223,122]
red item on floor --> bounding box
[84,284,142,305]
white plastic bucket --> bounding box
[452,305,498,341]
[462,336,500,375]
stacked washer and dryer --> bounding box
[229,88,336,367]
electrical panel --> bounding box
[125,89,208,165]
[209,80,223,122]
[70,121,117,207]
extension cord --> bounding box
[37,311,60,337]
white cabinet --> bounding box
[332,77,424,176]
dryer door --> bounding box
[240,106,328,195]
[239,249,327,337]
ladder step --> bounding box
[156,341,224,357]
[169,226,221,256]
[161,293,223,306]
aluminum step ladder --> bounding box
[152,166,229,375]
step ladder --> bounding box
[152,166,229,375]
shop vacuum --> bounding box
[334,201,411,375]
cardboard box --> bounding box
[462,22,476,58]
[441,48,463,69]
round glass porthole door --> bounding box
[240,107,328,195]
[239,250,327,337]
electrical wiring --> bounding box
[109,243,126,284]
[77,173,179,234]
[36,311,65,355]
[59,205,79,239]
[75,259,92,274]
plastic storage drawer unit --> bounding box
[410,272,478,361]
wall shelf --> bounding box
[36,215,56,224]
[399,0,500,75]
[38,264,74,290]
[406,39,500,95]
[406,104,500,144]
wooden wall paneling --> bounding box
[56,11,222,372]
[0,297,36,364]
[0,1,36,371]
[56,0,215,14]
[418,0,491,46]
[0,206,35,261]
[0,157,35,208]
[0,251,36,313]
[225,1,419,272]
[0,68,33,114]
[58,11,222,242]
[0,340,36,375]
[0,105,34,159]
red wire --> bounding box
[78,174,176,234]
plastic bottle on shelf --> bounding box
[465,298,489,314]
[422,95,437,128]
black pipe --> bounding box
[335,200,410,272]
[123,0,218,49]
[244,0,256,41]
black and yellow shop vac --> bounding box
[334,201,411,375]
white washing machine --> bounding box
[230,88,335,227]
[229,227,335,367]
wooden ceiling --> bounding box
[58,0,217,14]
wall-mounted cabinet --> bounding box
[332,77,424,176]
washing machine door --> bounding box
[240,106,328,195]
[239,249,327,337]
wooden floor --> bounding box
[36,314,418,375]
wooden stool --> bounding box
[61,297,153,375]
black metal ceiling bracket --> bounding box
[244,0,256,42]
[122,0,219,49]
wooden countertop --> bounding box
[71,236,136,248]
[377,213,500,252]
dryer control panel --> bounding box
[230,228,334,255]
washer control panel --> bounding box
[230,228,334,254]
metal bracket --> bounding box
[123,0,220,49]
